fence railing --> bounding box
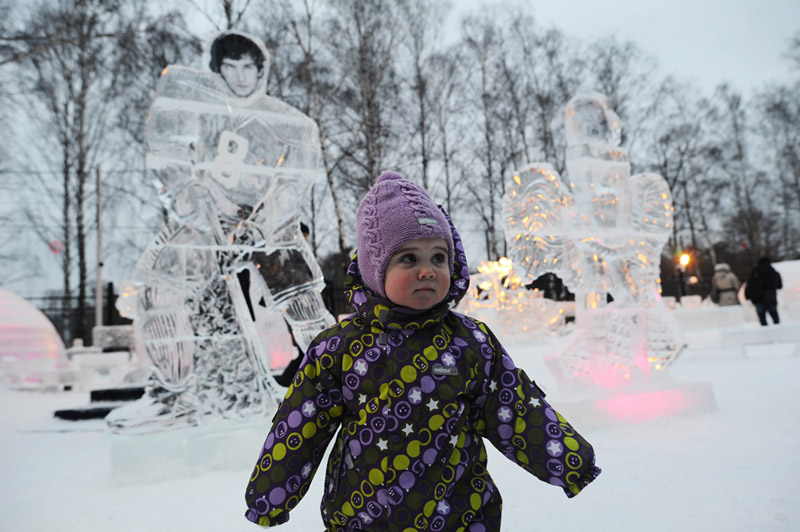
[27,282,130,347]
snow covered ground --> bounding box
[2,263,799,532]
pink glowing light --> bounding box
[269,346,294,371]
[0,288,66,364]
[599,388,691,423]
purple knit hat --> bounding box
[357,171,454,298]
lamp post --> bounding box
[676,253,690,302]
[95,165,103,330]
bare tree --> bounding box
[785,28,800,71]
[271,0,350,264]
[491,24,528,176]
[651,85,742,273]
[0,0,19,65]
[645,82,708,251]
[526,26,584,173]
[396,0,449,190]
[460,15,505,260]
[325,0,404,197]
[585,35,665,157]
[756,83,800,258]
[13,0,188,342]
[181,0,253,31]
[495,15,585,177]
[709,84,773,258]
[425,48,461,215]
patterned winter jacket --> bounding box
[244,218,601,531]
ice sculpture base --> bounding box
[683,320,800,359]
[110,419,269,484]
[547,378,717,430]
[673,304,746,330]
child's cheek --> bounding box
[386,268,416,306]
[394,271,415,295]
[442,276,451,293]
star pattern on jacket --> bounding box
[409,389,422,403]
[244,211,601,530]
[547,440,564,456]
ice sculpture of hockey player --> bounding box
[109,31,335,433]
[503,92,682,388]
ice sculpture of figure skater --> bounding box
[110,31,335,432]
[503,92,683,388]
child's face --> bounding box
[384,237,450,310]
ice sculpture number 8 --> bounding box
[109,31,335,432]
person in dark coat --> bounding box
[744,257,783,326]
[244,171,600,531]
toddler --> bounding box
[245,171,600,531]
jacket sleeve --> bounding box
[474,324,601,498]
[745,270,758,300]
[244,339,345,526]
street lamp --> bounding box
[676,253,690,301]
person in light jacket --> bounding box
[710,263,741,306]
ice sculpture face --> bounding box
[110,31,335,433]
[220,56,261,97]
[564,93,621,147]
[207,30,268,97]
[502,92,681,388]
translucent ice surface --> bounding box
[503,92,683,387]
[111,32,334,433]
[457,258,565,337]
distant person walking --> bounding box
[745,257,783,325]
[711,263,741,306]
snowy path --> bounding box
[2,303,800,532]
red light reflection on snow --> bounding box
[599,388,690,423]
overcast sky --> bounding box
[9,1,799,299]
[455,0,799,94]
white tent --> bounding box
[0,288,66,382]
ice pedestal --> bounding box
[547,378,717,431]
[110,419,268,484]
[720,323,800,358]
[682,318,800,359]
[673,305,746,331]
[543,304,685,388]
[540,322,713,429]
[742,343,798,358]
